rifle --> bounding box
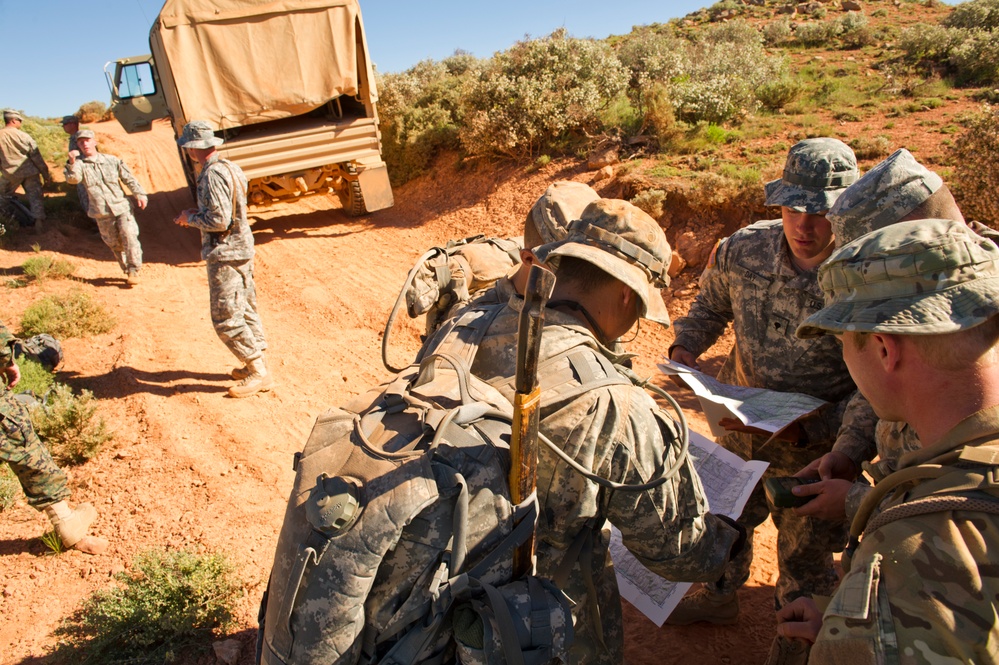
[510,263,556,578]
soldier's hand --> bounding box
[792,478,850,522]
[3,362,21,389]
[136,197,148,211]
[667,346,699,388]
[775,597,822,645]
[798,451,859,482]
[173,211,190,227]
[68,150,79,164]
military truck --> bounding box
[105,0,393,216]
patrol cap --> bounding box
[61,115,79,125]
[535,198,672,327]
[3,109,22,122]
[827,148,944,247]
[764,138,859,214]
[75,129,95,140]
[796,218,999,338]
[177,120,224,149]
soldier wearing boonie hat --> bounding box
[419,196,743,665]
[666,138,876,627]
[174,120,271,398]
[776,218,999,664]
[0,108,49,232]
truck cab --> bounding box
[105,0,393,216]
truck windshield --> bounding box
[117,62,156,99]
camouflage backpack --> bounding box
[13,333,63,371]
[257,303,573,665]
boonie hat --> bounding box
[796,218,999,338]
[827,148,943,248]
[75,129,95,140]
[3,109,22,122]
[765,138,859,214]
[534,198,672,327]
[177,120,224,149]
[61,115,79,125]
[529,181,600,246]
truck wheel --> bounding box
[337,165,367,216]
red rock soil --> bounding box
[0,117,778,665]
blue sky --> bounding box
[0,0,707,119]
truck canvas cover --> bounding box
[151,0,375,129]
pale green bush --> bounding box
[459,29,627,159]
[944,0,999,31]
[950,104,999,227]
[763,18,793,46]
[630,189,668,219]
[795,21,840,47]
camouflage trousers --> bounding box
[207,258,267,364]
[706,431,847,608]
[0,173,45,224]
[0,389,69,509]
[94,211,142,273]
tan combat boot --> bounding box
[228,357,274,398]
[763,635,810,665]
[664,587,739,625]
[126,268,140,286]
[231,365,251,380]
[44,500,109,554]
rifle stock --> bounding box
[510,263,556,578]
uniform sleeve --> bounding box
[64,159,83,185]
[827,391,878,467]
[117,159,146,200]
[670,239,734,359]
[185,166,233,233]
[0,323,15,368]
[22,135,49,179]
[597,388,739,582]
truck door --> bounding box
[104,55,169,133]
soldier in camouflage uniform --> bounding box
[65,129,147,286]
[791,150,973,526]
[667,138,877,623]
[422,199,745,665]
[62,115,89,212]
[0,322,107,553]
[0,109,49,232]
[174,121,271,398]
[775,218,999,664]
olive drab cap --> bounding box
[827,148,944,248]
[764,138,859,214]
[534,198,673,327]
[177,120,224,149]
[797,218,999,338]
[529,181,600,246]
[75,129,95,140]
[61,115,79,125]
[3,109,22,122]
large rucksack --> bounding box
[259,302,694,665]
[13,333,63,372]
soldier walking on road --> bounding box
[173,121,271,398]
[0,109,49,232]
[65,129,147,286]
[0,322,107,554]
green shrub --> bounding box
[617,28,686,112]
[944,0,999,31]
[459,29,627,159]
[30,383,112,464]
[757,77,803,112]
[22,255,76,281]
[377,53,480,183]
[19,291,115,338]
[950,104,999,227]
[52,549,241,665]
[75,101,110,123]
[14,356,55,397]
[949,30,999,85]
[849,134,892,160]
[630,189,668,219]
[795,21,840,47]
[763,18,793,46]
[0,465,19,512]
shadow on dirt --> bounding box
[59,366,231,399]
[0,536,47,557]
